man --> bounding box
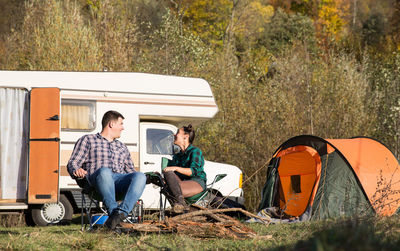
[67,110,146,230]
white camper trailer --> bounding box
[0,71,244,226]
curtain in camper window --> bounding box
[61,101,95,130]
[0,88,29,200]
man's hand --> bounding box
[73,168,87,178]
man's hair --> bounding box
[102,110,124,130]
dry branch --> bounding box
[119,206,270,239]
[172,208,270,225]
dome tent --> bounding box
[258,135,400,220]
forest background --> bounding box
[0,0,399,211]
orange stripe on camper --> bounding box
[327,138,400,216]
[276,146,321,217]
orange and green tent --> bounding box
[258,135,400,219]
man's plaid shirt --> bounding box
[67,133,135,177]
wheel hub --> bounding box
[41,202,65,223]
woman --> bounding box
[162,124,207,212]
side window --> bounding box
[146,129,174,155]
[61,100,96,131]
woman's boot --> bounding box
[163,171,186,213]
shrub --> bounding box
[198,46,373,211]
[2,0,103,71]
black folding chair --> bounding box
[76,178,143,231]
[145,172,168,221]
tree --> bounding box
[178,0,233,46]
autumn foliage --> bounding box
[0,0,398,211]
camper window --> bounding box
[146,129,174,155]
[61,100,96,131]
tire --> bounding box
[31,194,73,226]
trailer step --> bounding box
[0,203,28,210]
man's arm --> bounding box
[67,136,90,178]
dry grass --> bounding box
[1,215,400,250]
[0,214,26,228]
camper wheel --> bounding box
[30,194,73,226]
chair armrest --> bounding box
[73,177,95,195]
[145,172,165,187]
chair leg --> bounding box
[81,192,97,231]
[124,202,134,224]
[81,192,85,231]
[83,193,145,229]
[80,187,111,231]
[134,199,144,223]
[87,196,95,230]
[159,190,165,221]
[122,199,143,224]
[137,199,143,223]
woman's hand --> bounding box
[163,166,179,172]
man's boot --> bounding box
[105,209,127,230]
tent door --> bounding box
[28,88,60,204]
[278,150,318,217]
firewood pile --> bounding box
[119,207,270,239]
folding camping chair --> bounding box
[76,178,143,231]
[145,172,167,221]
[145,172,227,220]
[185,173,227,207]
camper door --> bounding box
[28,88,60,204]
[139,122,175,208]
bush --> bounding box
[197,47,373,211]
[2,0,103,71]
[132,9,214,77]
[257,8,317,54]
[366,52,400,158]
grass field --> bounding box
[1,215,400,250]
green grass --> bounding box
[1,216,400,250]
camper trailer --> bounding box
[0,71,244,226]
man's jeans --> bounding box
[88,167,146,216]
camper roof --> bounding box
[0,70,213,97]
